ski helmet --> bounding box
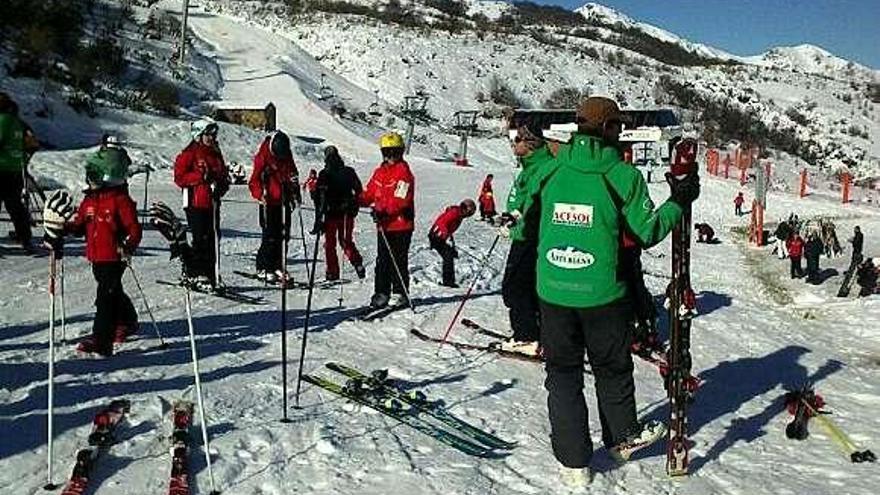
[576,96,622,135]
[460,199,476,217]
[269,130,292,160]
[379,132,404,150]
[191,118,218,141]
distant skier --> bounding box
[773,220,792,259]
[312,145,365,282]
[248,130,299,283]
[849,226,864,265]
[694,223,716,243]
[520,97,699,485]
[0,92,35,251]
[478,173,496,221]
[173,119,229,291]
[787,233,805,279]
[43,172,142,357]
[303,168,319,206]
[805,233,823,284]
[856,258,878,297]
[359,132,415,310]
[428,199,476,288]
[734,192,745,216]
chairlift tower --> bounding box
[452,110,478,167]
[318,73,335,101]
[401,93,430,152]
[178,0,190,69]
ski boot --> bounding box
[610,420,667,462]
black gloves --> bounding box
[150,202,188,260]
[43,190,75,253]
[667,172,700,207]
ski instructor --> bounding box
[521,97,699,485]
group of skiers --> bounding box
[20,89,707,485]
[772,214,868,287]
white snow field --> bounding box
[2,5,880,495]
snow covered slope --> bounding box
[744,44,880,82]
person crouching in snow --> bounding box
[42,173,142,357]
[694,223,716,243]
[478,173,496,221]
[428,199,476,288]
[248,130,300,284]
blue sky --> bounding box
[541,1,880,68]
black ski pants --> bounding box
[92,262,137,354]
[790,256,803,279]
[805,255,820,283]
[185,206,218,282]
[375,229,411,298]
[540,299,638,468]
[429,235,457,286]
[502,240,540,342]
[256,203,290,273]
[0,171,31,243]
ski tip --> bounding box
[43,482,59,491]
[279,417,294,424]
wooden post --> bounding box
[799,169,808,198]
[842,173,852,204]
[724,155,731,179]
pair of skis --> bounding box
[155,279,264,305]
[785,385,876,463]
[303,362,514,457]
[55,400,198,495]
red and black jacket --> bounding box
[429,205,464,242]
[248,138,299,206]
[68,186,142,263]
[359,159,415,232]
[174,141,229,209]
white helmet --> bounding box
[191,118,218,141]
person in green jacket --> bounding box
[524,97,699,485]
[85,134,132,189]
[498,122,553,356]
[0,92,34,250]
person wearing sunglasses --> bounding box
[520,97,699,486]
[173,118,230,291]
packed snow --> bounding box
[1,2,879,495]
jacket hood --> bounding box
[554,134,620,175]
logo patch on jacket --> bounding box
[552,203,593,228]
[394,180,409,199]
[546,246,595,269]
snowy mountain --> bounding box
[745,43,880,81]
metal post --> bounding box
[179,0,190,67]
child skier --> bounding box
[478,173,496,221]
[173,119,229,291]
[312,145,365,282]
[42,166,142,357]
[248,130,299,283]
[428,199,476,288]
[734,192,745,216]
[359,132,415,309]
[303,168,319,206]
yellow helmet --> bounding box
[379,132,405,149]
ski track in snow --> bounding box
[2,5,880,495]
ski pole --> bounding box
[212,196,223,288]
[126,261,168,348]
[183,288,220,495]
[280,193,291,422]
[59,257,66,344]
[44,249,58,491]
[802,399,877,463]
[141,168,150,230]
[338,214,347,308]
[293,228,324,409]
[437,234,500,352]
[297,205,309,276]
[378,226,415,313]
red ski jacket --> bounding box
[304,175,318,193]
[68,186,142,263]
[248,138,299,206]
[429,205,464,242]
[174,141,229,209]
[787,237,805,258]
[734,195,745,207]
[360,159,415,232]
[479,179,495,212]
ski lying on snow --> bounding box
[325,362,515,450]
[350,304,410,322]
[168,401,194,495]
[460,318,510,340]
[302,374,499,457]
[60,399,130,495]
[155,279,264,305]
[410,328,573,368]
[232,270,310,290]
